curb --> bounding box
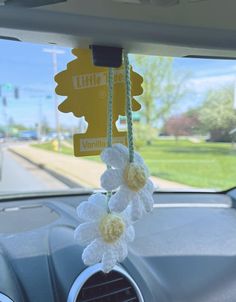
[9,149,83,189]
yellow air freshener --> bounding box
[55,48,143,156]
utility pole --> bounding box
[2,97,8,138]
[43,46,65,151]
[1,83,14,139]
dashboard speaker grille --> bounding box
[77,270,139,302]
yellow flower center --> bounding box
[123,163,147,192]
[99,214,125,243]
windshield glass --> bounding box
[0,40,236,194]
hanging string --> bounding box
[107,67,114,149]
[124,52,134,163]
[106,67,114,202]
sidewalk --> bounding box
[9,144,191,190]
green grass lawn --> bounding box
[32,139,236,190]
[33,141,74,156]
[140,140,236,190]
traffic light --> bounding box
[2,97,7,107]
[14,87,19,99]
[3,83,13,91]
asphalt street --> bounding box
[0,146,68,193]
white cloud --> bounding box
[187,74,236,94]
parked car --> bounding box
[18,130,38,141]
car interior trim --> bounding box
[154,203,231,208]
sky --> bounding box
[0,39,236,129]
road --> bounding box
[0,146,68,193]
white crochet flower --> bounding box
[101,144,154,221]
[74,193,135,273]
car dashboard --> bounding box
[0,190,236,302]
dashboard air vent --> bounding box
[67,264,144,302]
[0,293,14,302]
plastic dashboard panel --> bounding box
[0,191,236,302]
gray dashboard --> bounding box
[0,191,236,302]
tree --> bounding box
[133,123,157,150]
[163,113,200,140]
[199,86,236,142]
[133,55,189,144]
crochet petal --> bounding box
[77,200,106,221]
[82,238,105,266]
[109,187,134,212]
[88,193,107,209]
[120,208,133,226]
[144,179,155,194]
[100,168,123,191]
[116,240,128,262]
[130,196,143,221]
[139,188,154,213]
[101,144,128,168]
[123,225,135,242]
[74,222,100,246]
[101,249,118,273]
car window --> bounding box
[0,39,236,194]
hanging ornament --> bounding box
[55,48,143,156]
[101,143,154,221]
[74,193,135,273]
[55,48,155,273]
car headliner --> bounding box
[0,0,235,57]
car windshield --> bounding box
[0,40,236,195]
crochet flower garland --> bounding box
[74,53,155,272]
[75,144,154,272]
